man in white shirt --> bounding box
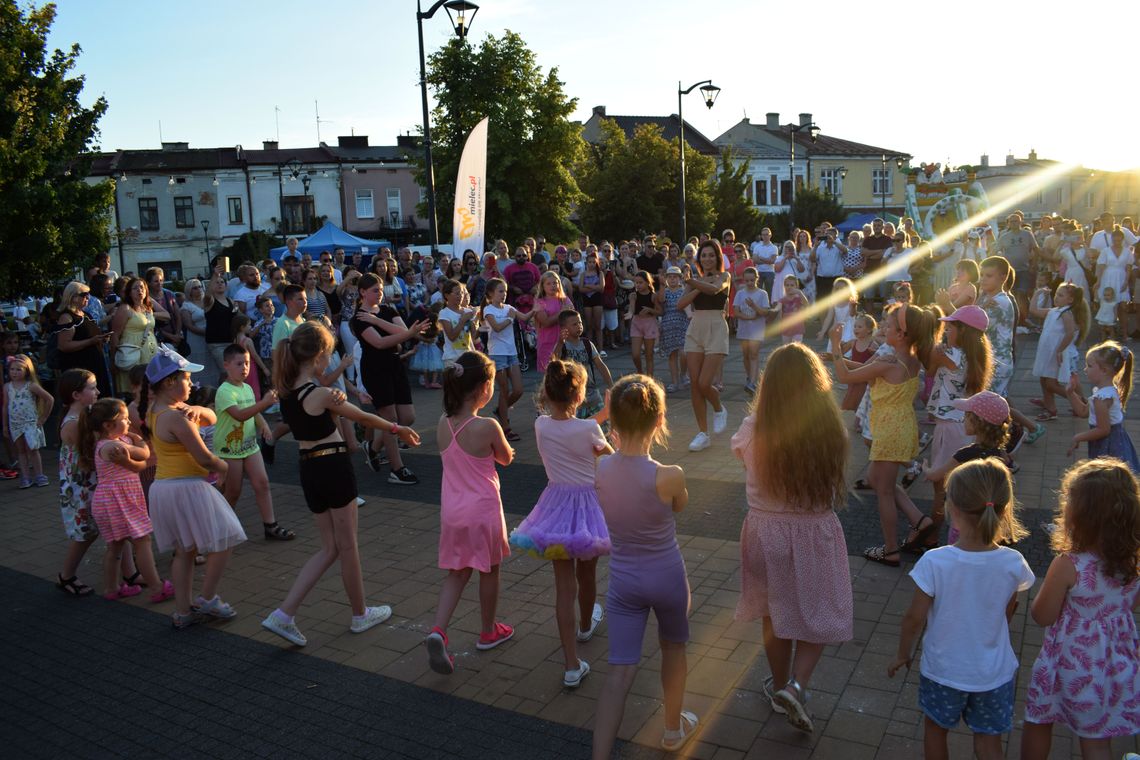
[812,228,848,300]
[233,264,270,315]
[750,228,779,296]
[1090,212,1138,254]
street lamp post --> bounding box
[787,121,820,229]
[417,0,480,255]
[677,79,720,244]
[301,174,312,232]
[201,219,211,273]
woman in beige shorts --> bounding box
[678,240,732,452]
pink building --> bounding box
[328,135,426,247]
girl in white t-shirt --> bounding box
[1066,340,1139,472]
[732,267,772,394]
[888,458,1033,758]
[480,278,534,443]
[438,279,475,368]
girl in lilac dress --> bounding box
[1022,458,1140,758]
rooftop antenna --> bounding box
[274,106,281,142]
[315,100,334,144]
[158,119,163,143]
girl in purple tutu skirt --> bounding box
[510,358,613,688]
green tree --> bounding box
[789,187,845,235]
[219,230,284,265]
[415,30,584,247]
[0,1,113,297]
[713,148,761,242]
[577,120,715,242]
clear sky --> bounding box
[49,0,1138,172]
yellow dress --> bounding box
[115,308,158,390]
[868,370,919,463]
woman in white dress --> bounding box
[771,240,805,304]
[1095,227,1132,304]
[794,229,816,302]
[179,278,210,386]
[1054,234,1091,296]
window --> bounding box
[1034,190,1044,205]
[386,188,401,221]
[1085,192,1095,208]
[769,175,778,205]
[872,169,892,196]
[227,197,243,224]
[173,196,194,228]
[1056,188,1064,204]
[355,190,375,219]
[779,178,792,207]
[283,197,315,234]
[820,169,842,197]
[139,197,159,230]
[753,179,768,206]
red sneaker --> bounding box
[476,621,514,650]
[0,469,18,480]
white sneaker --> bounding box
[688,432,711,452]
[350,605,392,633]
[712,408,728,435]
[355,496,366,506]
[261,613,307,646]
[563,658,590,688]
[576,603,604,642]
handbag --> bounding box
[114,343,141,370]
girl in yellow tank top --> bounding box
[827,304,935,568]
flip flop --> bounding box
[1035,410,1058,421]
[1028,398,1046,409]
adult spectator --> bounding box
[721,229,738,267]
[812,228,847,301]
[82,274,112,335]
[303,268,328,319]
[880,232,914,296]
[333,247,347,273]
[1089,212,1138,255]
[282,254,302,285]
[272,284,307,350]
[750,228,779,295]
[551,245,576,296]
[380,259,406,317]
[506,242,540,305]
[351,249,365,273]
[636,238,665,280]
[110,277,163,392]
[899,216,923,246]
[678,239,731,452]
[86,252,118,285]
[54,281,113,398]
[990,213,1039,324]
[264,266,286,316]
[233,264,269,316]
[203,272,239,375]
[319,250,342,284]
[351,273,426,485]
[469,252,501,308]
[144,267,181,349]
[179,278,210,385]
[862,218,893,302]
[316,262,342,327]
[11,298,38,343]
[843,231,865,281]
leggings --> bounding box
[605,554,690,665]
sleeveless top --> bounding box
[205,297,238,343]
[280,382,337,443]
[634,291,655,314]
[692,286,728,311]
[147,409,208,479]
[595,453,679,564]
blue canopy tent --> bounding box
[268,221,391,264]
[836,212,901,234]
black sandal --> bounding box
[863,545,901,567]
[900,516,937,554]
[505,428,521,442]
[853,478,872,490]
[57,574,94,596]
[264,522,296,541]
[122,571,147,588]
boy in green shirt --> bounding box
[215,343,294,541]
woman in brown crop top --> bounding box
[677,240,732,452]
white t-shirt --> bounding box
[438,306,473,363]
[12,305,31,331]
[1089,384,1125,426]
[733,288,769,342]
[234,283,269,315]
[882,247,913,282]
[1090,228,1139,255]
[483,304,516,356]
[815,242,845,278]
[750,241,778,273]
[909,545,1034,691]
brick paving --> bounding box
[2,330,1138,758]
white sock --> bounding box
[272,608,294,625]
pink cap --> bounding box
[951,391,1009,425]
[940,304,989,332]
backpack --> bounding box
[560,338,598,388]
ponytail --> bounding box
[78,398,127,472]
[945,458,1026,546]
[273,321,334,398]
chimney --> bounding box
[798,113,812,127]
[1028,148,1038,161]
[765,112,780,129]
[338,135,369,148]
[1005,153,1015,166]
[161,141,189,151]
[592,105,606,117]
[262,140,279,151]
[980,154,989,168]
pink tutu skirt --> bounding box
[510,483,611,561]
[149,477,247,554]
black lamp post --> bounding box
[677,79,720,243]
[417,0,480,255]
[880,154,904,216]
[201,219,210,273]
[787,121,820,228]
[301,174,312,232]
[391,210,400,249]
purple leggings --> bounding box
[605,555,690,665]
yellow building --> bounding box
[715,113,911,216]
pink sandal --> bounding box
[476,621,515,650]
[149,579,175,603]
[103,583,142,601]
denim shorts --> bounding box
[491,353,519,371]
[919,675,1014,735]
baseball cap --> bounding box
[940,304,988,332]
[951,391,1009,425]
[145,344,204,385]
[666,266,682,276]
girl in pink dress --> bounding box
[80,398,173,603]
[533,271,574,372]
[1022,458,1140,758]
[732,343,853,733]
[424,351,515,674]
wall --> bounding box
[340,165,423,236]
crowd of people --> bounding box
[5,212,1140,758]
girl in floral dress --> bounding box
[1022,458,1140,758]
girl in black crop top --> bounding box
[260,321,422,649]
[675,241,732,450]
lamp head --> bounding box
[808,124,820,143]
[302,175,312,193]
[839,166,848,180]
[444,0,479,40]
[896,156,905,169]
[699,82,721,109]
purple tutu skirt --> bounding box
[510,483,611,560]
